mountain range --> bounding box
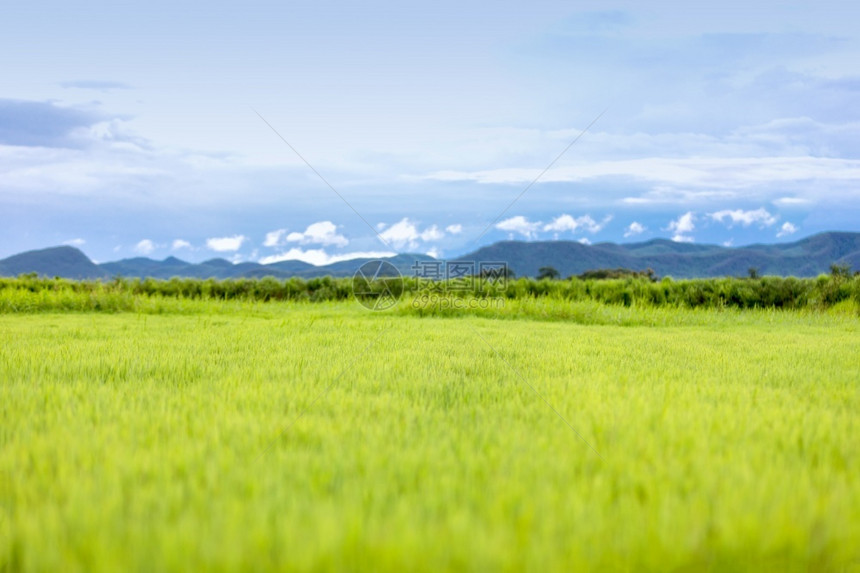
[463,231,860,278]
[1,232,859,280]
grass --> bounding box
[1,300,859,571]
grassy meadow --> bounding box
[1,297,859,571]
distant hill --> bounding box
[97,252,435,279]
[0,246,107,279]
[1,232,858,280]
[458,232,860,278]
[0,246,436,280]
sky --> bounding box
[2,0,859,264]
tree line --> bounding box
[1,265,858,313]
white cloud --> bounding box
[378,218,446,249]
[620,188,740,205]
[543,215,578,233]
[773,197,811,206]
[666,212,696,243]
[286,221,348,247]
[426,157,860,192]
[263,229,286,247]
[710,208,778,228]
[258,248,396,266]
[172,239,191,250]
[667,212,695,233]
[420,225,443,241]
[63,238,85,247]
[134,239,155,255]
[723,239,734,247]
[379,218,421,248]
[578,237,591,245]
[496,215,541,239]
[623,222,646,238]
[445,224,463,234]
[777,222,798,237]
[425,247,441,258]
[206,235,246,252]
[543,214,611,234]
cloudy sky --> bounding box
[2,0,859,264]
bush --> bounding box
[1,274,857,313]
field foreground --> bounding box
[1,302,859,571]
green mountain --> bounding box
[0,246,107,279]
[457,232,860,278]
[1,232,858,280]
[97,253,435,279]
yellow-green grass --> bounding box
[1,302,858,571]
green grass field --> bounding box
[1,300,859,571]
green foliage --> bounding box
[830,262,853,279]
[1,273,859,314]
[576,267,657,281]
[537,266,560,280]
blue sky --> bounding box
[2,0,859,264]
